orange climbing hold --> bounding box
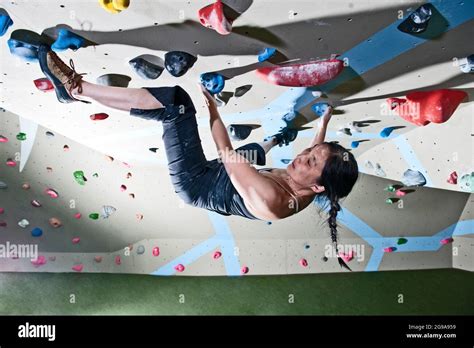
[387,89,467,126]
[198,0,233,35]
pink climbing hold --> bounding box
[174,264,185,272]
[338,250,354,263]
[447,171,458,185]
[198,0,233,35]
[0,208,4,214]
[387,89,467,126]
[31,255,47,267]
[384,247,396,253]
[0,135,8,143]
[299,258,308,267]
[440,237,454,245]
[395,189,407,197]
[45,188,59,198]
[31,200,42,207]
[152,247,160,257]
[213,251,222,259]
[74,213,82,219]
[6,159,16,167]
[90,113,109,121]
[72,237,80,244]
[241,266,249,274]
[120,184,127,192]
[94,256,103,263]
[115,255,121,265]
[256,59,344,87]
[72,264,84,272]
[33,78,54,92]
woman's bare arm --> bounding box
[309,105,333,147]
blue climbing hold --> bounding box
[280,159,292,164]
[402,169,426,187]
[0,13,13,37]
[164,51,197,77]
[31,227,43,237]
[311,102,330,117]
[397,4,433,34]
[7,39,39,61]
[257,47,276,62]
[200,72,225,94]
[51,28,85,52]
[350,141,360,148]
[380,126,396,138]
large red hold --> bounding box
[387,89,467,126]
[198,0,233,35]
[255,59,344,87]
[33,78,54,92]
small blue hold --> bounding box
[51,28,85,52]
[311,102,330,117]
[258,47,276,62]
[31,227,43,237]
[7,39,38,62]
[266,221,272,225]
[350,141,360,148]
[0,13,13,37]
[280,159,292,164]
[200,72,225,95]
[380,127,395,138]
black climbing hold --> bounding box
[164,51,197,77]
[129,54,164,80]
[227,124,260,141]
[149,147,159,153]
[234,84,252,98]
[397,4,433,34]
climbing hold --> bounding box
[45,131,54,138]
[241,266,249,274]
[115,255,121,265]
[74,213,82,219]
[149,148,159,153]
[63,145,69,151]
[200,72,225,95]
[440,237,454,245]
[96,73,131,87]
[92,173,98,178]
[227,124,257,141]
[459,172,474,193]
[346,122,361,134]
[383,247,397,253]
[129,193,135,199]
[395,189,407,197]
[385,198,400,204]
[0,181,7,189]
[0,208,3,214]
[215,91,233,106]
[402,169,426,187]
[363,161,373,170]
[164,51,197,77]
[387,89,467,126]
[380,127,396,138]
[397,238,408,245]
[72,237,80,244]
[31,256,47,267]
[152,247,160,257]
[447,171,458,185]
[45,188,59,198]
[106,156,114,162]
[22,183,30,190]
[7,38,39,62]
[375,163,386,177]
[397,4,433,34]
[458,54,474,74]
[213,251,222,259]
[0,135,8,142]
[47,167,53,173]
[258,48,276,62]
[338,250,354,263]
[266,221,272,225]
[136,214,144,220]
[136,245,145,255]
[129,54,165,80]
[174,264,185,272]
[6,159,16,167]
[89,213,99,220]
[49,217,62,228]
[72,264,83,272]
[101,205,117,219]
[112,0,130,10]
[16,132,27,141]
[0,221,6,227]
[122,162,131,168]
[281,159,292,164]
[350,141,360,149]
[256,59,344,87]
[31,227,43,237]
[31,200,42,207]
[198,0,233,35]
[120,184,127,192]
[299,258,308,267]
[0,12,13,37]
[98,0,129,14]
[384,185,396,192]
[234,85,252,98]
[73,170,87,185]
[90,113,109,121]
[18,219,30,228]
[311,102,331,117]
[321,256,328,262]
[34,78,54,92]
[51,28,85,52]
[126,172,132,179]
[94,256,103,263]
[336,128,352,136]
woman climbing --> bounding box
[38,45,359,270]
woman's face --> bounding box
[287,144,330,193]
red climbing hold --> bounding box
[94,256,103,263]
[387,89,467,126]
[213,251,222,259]
[256,59,344,87]
[33,78,54,92]
[74,213,82,219]
[152,247,160,257]
[45,188,59,198]
[241,266,249,274]
[72,237,80,244]
[6,159,16,167]
[115,255,121,265]
[384,247,396,253]
[338,250,354,263]
[299,258,308,267]
[0,208,4,214]
[72,264,84,272]
[120,184,127,192]
[90,113,109,121]
[198,0,233,35]
[447,171,458,185]
[440,237,454,245]
[174,264,185,272]
[31,256,47,267]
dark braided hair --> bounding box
[316,142,359,271]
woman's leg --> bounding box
[71,81,164,111]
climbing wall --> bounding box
[0,0,473,276]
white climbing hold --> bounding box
[101,205,117,219]
[18,219,29,228]
[375,163,386,177]
[364,160,374,170]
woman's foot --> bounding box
[38,45,89,103]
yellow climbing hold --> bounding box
[98,0,129,14]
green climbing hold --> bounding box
[384,185,396,192]
[73,170,87,185]
[16,132,27,141]
[385,198,399,204]
[89,213,99,220]
[397,238,408,245]
[92,173,98,178]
